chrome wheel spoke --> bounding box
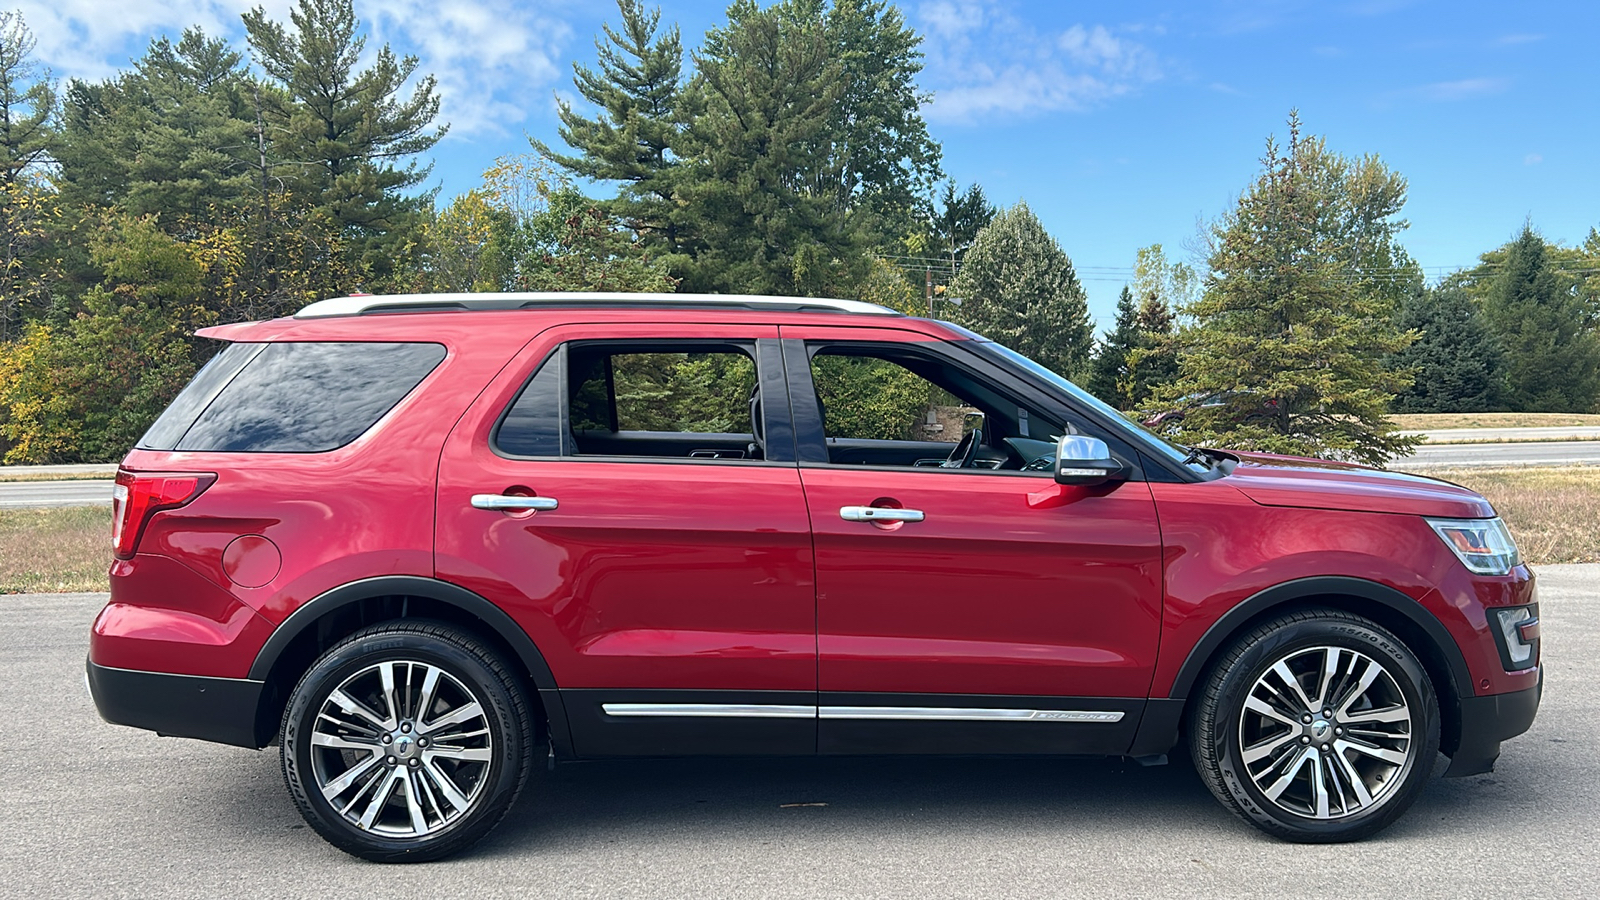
[404,770,430,835]
[1241,731,1298,766]
[1271,660,1317,713]
[321,753,382,801]
[1244,695,1300,729]
[1342,705,1409,725]
[1336,738,1409,766]
[422,758,473,811]
[428,745,494,763]
[421,700,484,736]
[328,689,389,732]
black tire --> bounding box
[1189,609,1440,842]
[280,621,535,862]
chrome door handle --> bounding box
[471,494,559,511]
[839,506,924,523]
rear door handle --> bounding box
[839,506,924,523]
[471,494,559,511]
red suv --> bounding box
[88,293,1541,861]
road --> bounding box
[1397,440,1600,468]
[0,479,113,509]
[1,566,1594,899]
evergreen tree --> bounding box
[672,0,854,295]
[0,11,58,339]
[1389,282,1504,413]
[1127,292,1178,406]
[1478,225,1600,412]
[243,0,445,280]
[933,180,993,269]
[533,0,688,260]
[1086,286,1139,407]
[949,202,1093,380]
[1153,114,1417,466]
[57,30,255,222]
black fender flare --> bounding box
[247,575,557,690]
[1166,576,1473,701]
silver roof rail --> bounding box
[294,292,901,319]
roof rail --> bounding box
[294,292,902,319]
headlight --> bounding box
[1426,517,1521,576]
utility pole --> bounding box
[925,266,933,316]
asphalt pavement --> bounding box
[1397,440,1600,468]
[0,479,113,509]
[1,566,1595,899]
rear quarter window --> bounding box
[138,341,447,453]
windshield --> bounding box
[967,339,1206,473]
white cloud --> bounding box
[1496,33,1544,46]
[9,0,568,138]
[364,0,570,138]
[11,1,282,78]
[1524,153,1542,166]
[1411,77,1509,101]
[917,1,1161,123]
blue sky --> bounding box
[17,0,1599,330]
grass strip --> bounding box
[0,506,112,593]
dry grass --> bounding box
[0,506,111,593]
[1390,412,1600,431]
[1426,467,1600,565]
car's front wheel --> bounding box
[280,621,535,862]
[1190,609,1440,842]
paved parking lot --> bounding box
[1,568,1594,899]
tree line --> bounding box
[0,0,1595,466]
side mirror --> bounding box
[1054,435,1126,486]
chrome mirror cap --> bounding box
[1055,435,1126,486]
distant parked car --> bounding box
[1143,391,1282,433]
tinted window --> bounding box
[169,342,445,453]
[495,353,564,457]
[137,343,262,450]
[574,350,756,434]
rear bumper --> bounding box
[86,660,266,749]
[1444,670,1542,777]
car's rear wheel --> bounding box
[281,621,534,862]
[1190,609,1440,842]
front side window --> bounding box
[805,343,1069,472]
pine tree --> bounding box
[949,202,1093,380]
[1389,282,1504,413]
[1127,291,1178,406]
[57,30,255,222]
[533,0,688,259]
[1153,114,1418,465]
[1478,225,1600,412]
[243,0,444,281]
[1086,286,1139,407]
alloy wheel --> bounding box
[1237,645,1415,820]
[309,660,495,838]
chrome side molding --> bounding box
[600,704,1124,723]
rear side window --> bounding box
[138,342,446,453]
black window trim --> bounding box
[490,336,799,467]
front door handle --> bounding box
[839,506,924,523]
[472,494,559,511]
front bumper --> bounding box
[86,660,266,749]
[1443,670,1542,777]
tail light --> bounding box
[112,470,216,559]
